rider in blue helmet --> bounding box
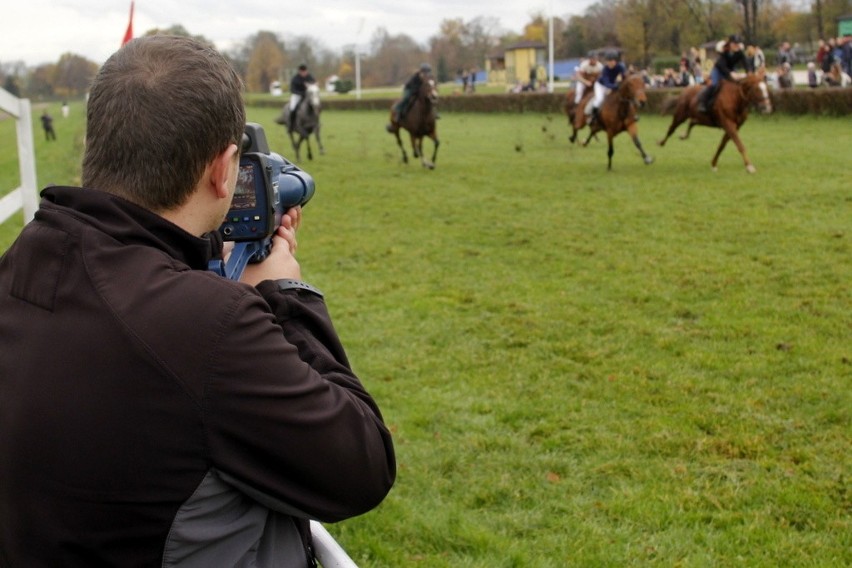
[586,51,626,126]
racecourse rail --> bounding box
[255,88,852,116]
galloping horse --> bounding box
[387,78,440,169]
[657,70,772,173]
[563,88,596,144]
[275,83,324,162]
[582,74,654,170]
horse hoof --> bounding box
[423,162,435,170]
[746,164,757,174]
[712,166,718,173]
[644,156,654,165]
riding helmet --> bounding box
[420,63,432,73]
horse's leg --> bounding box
[304,134,313,161]
[421,132,439,169]
[710,132,732,172]
[315,123,325,155]
[567,110,576,143]
[581,125,596,147]
[410,134,420,159]
[571,110,588,145]
[718,122,755,173]
[606,132,615,171]
[417,137,429,168]
[288,131,301,162]
[658,112,686,146]
[627,123,654,165]
[431,135,440,166]
[680,120,698,141]
[394,130,408,164]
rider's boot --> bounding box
[696,87,711,113]
[385,110,399,132]
[588,107,599,127]
[288,109,297,134]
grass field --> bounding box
[2,101,850,566]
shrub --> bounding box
[334,79,354,94]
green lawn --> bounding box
[2,102,850,566]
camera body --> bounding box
[211,122,315,280]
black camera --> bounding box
[210,122,315,280]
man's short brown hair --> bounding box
[82,35,245,211]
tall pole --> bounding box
[355,18,365,101]
[548,1,555,93]
[355,51,362,100]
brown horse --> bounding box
[387,78,440,169]
[657,70,772,173]
[563,88,597,144]
[582,74,654,170]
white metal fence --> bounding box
[0,87,39,227]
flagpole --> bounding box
[122,1,135,47]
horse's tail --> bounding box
[660,95,679,115]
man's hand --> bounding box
[239,207,302,287]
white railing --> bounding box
[310,521,359,567]
[0,87,39,226]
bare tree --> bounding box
[367,28,426,87]
[53,53,99,97]
[244,31,287,93]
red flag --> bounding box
[121,1,134,46]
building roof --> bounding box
[503,40,547,51]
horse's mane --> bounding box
[619,73,644,91]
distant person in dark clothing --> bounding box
[40,110,56,141]
[807,62,819,88]
[776,41,795,67]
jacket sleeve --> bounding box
[203,281,396,523]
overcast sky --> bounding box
[1,0,598,67]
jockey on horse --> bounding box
[697,35,748,114]
[386,63,434,132]
[574,51,603,108]
[586,52,627,128]
[288,64,316,134]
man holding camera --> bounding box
[0,35,395,566]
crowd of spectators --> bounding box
[638,36,851,90]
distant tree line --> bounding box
[2,0,849,97]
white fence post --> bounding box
[0,87,39,226]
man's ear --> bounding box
[210,143,239,200]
